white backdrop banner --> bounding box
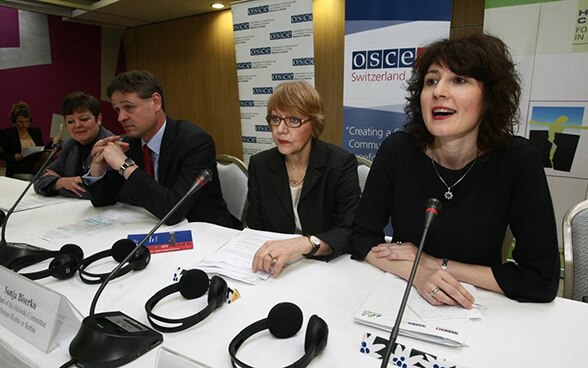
[342,1,452,161]
[485,0,588,179]
[232,0,315,163]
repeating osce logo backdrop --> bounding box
[232,0,315,162]
[343,0,451,161]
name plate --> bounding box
[0,265,81,353]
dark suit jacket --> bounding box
[246,139,361,260]
[88,118,233,227]
[34,126,113,199]
[0,126,45,177]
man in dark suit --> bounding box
[86,70,232,227]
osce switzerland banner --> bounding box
[232,0,315,163]
[343,1,452,161]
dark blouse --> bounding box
[351,132,560,302]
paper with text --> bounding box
[193,228,300,284]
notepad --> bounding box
[127,230,193,254]
[354,273,480,347]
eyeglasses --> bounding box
[266,115,311,128]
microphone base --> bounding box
[69,311,163,368]
[0,241,48,269]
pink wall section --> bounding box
[0,9,124,141]
[0,8,19,47]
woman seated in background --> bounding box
[351,33,560,306]
[0,101,46,179]
[34,92,113,198]
[247,81,361,277]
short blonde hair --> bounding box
[267,81,325,138]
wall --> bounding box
[124,0,484,159]
[0,8,123,138]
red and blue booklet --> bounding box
[127,230,193,254]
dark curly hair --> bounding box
[404,33,521,152]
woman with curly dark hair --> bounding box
[351,33,560,305]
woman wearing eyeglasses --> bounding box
[247,81,361,277]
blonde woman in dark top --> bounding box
[247,81,361,277]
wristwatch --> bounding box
[304,235,321,257]
[118,158,136,176]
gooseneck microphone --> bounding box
[67,169,213,368]
[0,144,62,269]
[380,198,441,368]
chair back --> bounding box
[563,199,588,301]
[216,154,249,225]
[356,156,372,193]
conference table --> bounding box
[0,176,586,368]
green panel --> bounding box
[485,0,562,9]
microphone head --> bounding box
[199,169,213,185]
[423,198,441,229]
[52,142,63,152]
[425,198,442,213]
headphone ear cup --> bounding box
[267,302,303,338]
[131,245,151,270]
[49,253,81,279]
[60,243,84,261]
[207,276,227,309]
[178,269,209,299]
[111,239,135,262]
[304,315,329,355]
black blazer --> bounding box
[0,126,45,177]
[246,139,361,260]
[88,118,233,227]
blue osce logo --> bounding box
[293,57,314,66]
[248,5,269,15]
[270,31,293,40]
[240,100,254,107]
[237,62,252,70]
[250,47,272,56]
[233,22,249,31]
[291,13,312,23]
[352,48,417,70]
[272,73,294,81]
[253,87,273,94]
[242,136,258,143]
[255,125,270,132]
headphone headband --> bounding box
[12,244,83,280]
[78,240,150,284]
[144,269,227,333]
[228,303,328,368]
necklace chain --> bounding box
[285,160,305,186]
[431,159,477,200]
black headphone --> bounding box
[144,269,228,333]
[78,239,151,284]
[228,302,328,368]
[12,244,84,280]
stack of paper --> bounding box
[193,228,299,284]
[354,273,483,347]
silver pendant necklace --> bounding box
[431,159,477,200]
